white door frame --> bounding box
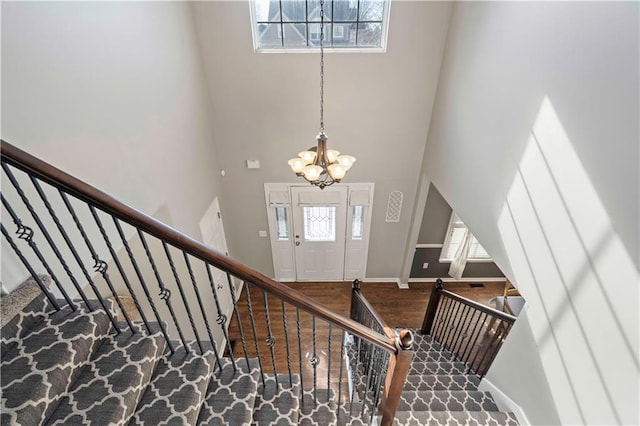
[264,183,374,281]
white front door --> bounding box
[291,186,348,281]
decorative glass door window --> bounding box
[275,207,289,240]
[351,205,364,240]
[303,206,336,241]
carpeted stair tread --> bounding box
[0,308,111,425]
[335,401,370,426]
[130,344,216,425]
[404,374,480,391]
[196,358,260,426]
[252,374,301,425]
[412,349,459,363]
[409,360,468,375]
[398,390,500,412]
[1,277,57,355]
[298,389,337,426]
[44,331,166,425]
[393,410,520,426]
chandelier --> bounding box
[288,0,356,189]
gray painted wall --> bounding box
[424,2,638,424]
[2,1,223,240]
[411,183,504,279]
[191,1,452,278]
[2,2,224,290]
[417,184,451,244]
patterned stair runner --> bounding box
[2,284,518,426]
[392,329,518,425]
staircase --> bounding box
[0,282,368,425]
[346,329,518,426]
[1,140,519,426]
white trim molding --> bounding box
[479,378,530,426]
[415,243,443,248]
[408,277,507,283]
[361,277,407,289]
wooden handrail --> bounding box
[1,140,397,354]
[352,286,396,340]
[439,288,517,324]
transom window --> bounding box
[440,213,491,262]
[251,0,390,51]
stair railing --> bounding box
[421,279,516,377]
[350,279,413,425]
[1,140,404,424]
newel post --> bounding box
[420,278,444,335]
[350,278,361,320]
[380,329,414,426]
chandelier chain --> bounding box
[319,0,325,132]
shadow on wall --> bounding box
[497,97,639,425]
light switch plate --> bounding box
[246,160,260,169]
[423,263,429,269]
[258,230,268,237]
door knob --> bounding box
[295,242,301,246]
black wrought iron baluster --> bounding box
[1,224,60,310]
[463,311,487,362]
[443,299,462,350]
[481,321,512,376]
[138,230,188,351]
[363,342,376,397]
[311,315,319,406]
[437,297,455,341]
[113,219,173,353]
[1,194,71,309]
[458,309,481,361]
[206,267,239,370]
[58,192,121,333]
[327,323,332,401]
[475,317,508,377]
[296,307,304,404]
[262,290,279,388]
[244,281,265,386]
[451,304,472,358]
[281,300,292,386]
[336,329,345,421]
[184,254,222,368]
[89,206,143,333]
[2,164,92,309]
[162,241,202,354]
[464,312,489,373]
[360,342,376,417]
[369,348,389,424]
[363,345,379,418]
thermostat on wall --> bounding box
[246,160,260,169]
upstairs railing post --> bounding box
[380,329,413,426]
[421,278,444,334]
[350,278,361,320]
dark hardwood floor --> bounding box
[227,280,506,400]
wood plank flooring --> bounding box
[227,280,506,401]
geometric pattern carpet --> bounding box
[0,287,372,425]
[346,329,519,425]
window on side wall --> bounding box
[440,213,492,262]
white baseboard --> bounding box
[478,378,530,425]
[408,277,507,283]
[361,277,408,289]
[415,243,444,248]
